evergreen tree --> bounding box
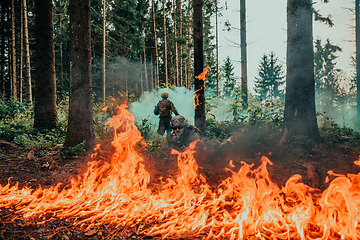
[254,52,284,100]
[221,56,236,96]
[314,38,343,114]
[203,0,217,95]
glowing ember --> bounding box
[1,103,360,239]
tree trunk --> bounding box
[102,0,106,104]
[34,0,58,130]
[356,0,360,121]
[215,0,219,95]
[143,35,148,91]
[64,0,96,151]
[281,0,321,144]
[179,0,183,86]
[173,0,179,86]
[23,0,32,105]
[186,0,192,89]
[163,0,168,87]
[1,1,5,98]
[193,0,205,135]
[11,0,17,100]
[240,0,247,107]
[19,0,24,103]
[152,0,159,89]
[151,53,154,90]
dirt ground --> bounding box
[0,138,359,239]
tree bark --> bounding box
[179,0,183,86]
[19,0,24,103]
[356,0,360,121]
[0,1,5,98]
[163,0,168,87]
[215,0,219,95]
[23,0,32,105]
[193,0,205,135]
[34,0,58,130]
[64,0,96,150]
[281,0,321,144]
[173,0,179,86]
[11,0,16,100]
[240,0,247,107]
[143,35,148,91]
[152,0,159,88]
[186,0,192,89]
[102,0,106,104]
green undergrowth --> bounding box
[0,97,359,156]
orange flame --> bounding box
[194,66,210,109]
[1,103,360,239]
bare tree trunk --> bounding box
[152,0,159,89]
[34,0,58,130]
[102,0,106,104]
[186,0,192,89]
[1,1,5,98]
[281,0,320,144]
[179,0,183,86]
[19,0,24,102]
[151,53,154,90]
[11,0,17,100]
[240,0,247,107]
[65,0,96,150]
[163,0,168,87]
[193,0,205,135]
[215,0,219,96]
[143,35,148,91]
[356,0,360,121]
[23,0,32,105]
[173,0,179,86]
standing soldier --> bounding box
[154,92,179,137]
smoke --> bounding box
[129,87,237,131]
[129,87,196,131]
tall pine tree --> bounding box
[254,52,284,100]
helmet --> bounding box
[161,92,169,98]
[170,115,188,129]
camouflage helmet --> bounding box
[161,92,169,98]
[170,115,188,129]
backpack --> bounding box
[158,100,171,117]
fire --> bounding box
[194,66,210,109]
[1,103,360,239]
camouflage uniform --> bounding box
[154,92,179,136]
[168,115,202,151]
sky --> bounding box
[214,0,355,93]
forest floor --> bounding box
[0,137,359,239]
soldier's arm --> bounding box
[171,102,179,115]
[154,103,160,115]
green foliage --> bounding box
[318,114,360,151]
[136,118,153,140]
[221,56,237,96]
[254,52,285,100]
[205,93,285,144]
[0,99,67,148]
[60,140,87,158]
[314,38,346,118]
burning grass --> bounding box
[1,103,360,240]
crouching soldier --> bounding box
[168,115,202,151]
[154,92,179,137]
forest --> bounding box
[1,0,360,239]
